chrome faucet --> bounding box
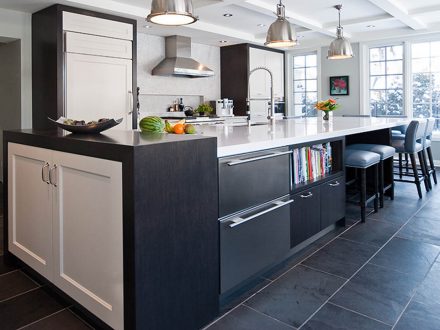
[247,66,275,121]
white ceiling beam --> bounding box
[409,5,440,15]
[367,0,426,30]
[323,14,394,29]
[240,0,340,38]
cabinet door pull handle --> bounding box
[41,162,50,184]
[49,164,58,187]
[229,199,294,228]
[128,90,133,115]
[227,150,293,166]
[329,181,340,187]
[300,192,313,198]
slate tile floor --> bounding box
[2,181,440,329]
[205,181,440,330]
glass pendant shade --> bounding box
[327,5,353,59]
[265,1,296,48]
[147,0,197,26]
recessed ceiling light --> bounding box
[144,25,152,29]
[219,40,228,43]
[257,23,266,27]
[223,13,233,17]
[366,25,376,28]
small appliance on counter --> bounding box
[215,99,234,117]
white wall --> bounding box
[0,8,32,129]
[320,43,360,116]
[136,33,221,115]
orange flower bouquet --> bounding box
[315,98,339,120]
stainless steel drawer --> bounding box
[220,197,293,293]
[218,147,291,218]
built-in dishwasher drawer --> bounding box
[220,196,293,293]
[219,147,291,218]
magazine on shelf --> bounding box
[293,142,332,184]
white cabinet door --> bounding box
[249,48,268,98]
[65,53,133,130]
[65,32,132,59]
[8,143,53,280]
[63,11,133,40]
[52,151,123,330]
[265,51,285,98]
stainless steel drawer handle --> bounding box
[227,150,293,166]
[49,164,57,187]
[41,162,50,184]
[329,181,340,187]
[229,199,294,228]
[300,192,313,198]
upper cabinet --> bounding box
[32,5,137,130]
[221,44,285,116]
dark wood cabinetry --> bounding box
[320,177,346,229]
[220,44,285,116]
[291,186,321,247]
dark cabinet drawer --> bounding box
[320,177,345,229]
[219,148,291,218]
[220,197,292,293]
[291,186,321,247]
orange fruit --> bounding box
[173,123,185,134]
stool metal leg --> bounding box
[360,168,367,223]
[427,146,437,185]
[379,160,384,208]
[418,151,430,192]
[410,153,423,198]
[399,153,403,179]
[373,164,379,213]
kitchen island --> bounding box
[3,117,408,329]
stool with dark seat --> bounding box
[423,118,437,189]
[345,149,380,222]
[347,144,395,208]
[392,120,429,198]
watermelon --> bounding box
[139,116,165,133]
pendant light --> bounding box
[265,0,296,48]
[327,4,353,59]
[147,0,197,26]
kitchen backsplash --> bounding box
[136,33,221,115]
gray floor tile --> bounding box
[245,265,345,328]
[413,262,440,306]
[368,206,414,225]
[302,303,391,330]
[330,263,419,325]
[394,301,440,330]
[0,271,38,301]
[369,237,440,281]
[205,305,294,330]
[22,309,92,330]
[398,215,440,246]
[341,219,400,247]
[301,238,377,279]
[0,256,18,275]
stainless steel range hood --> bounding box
[152,35,214,78]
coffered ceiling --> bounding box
[1,0,440,47]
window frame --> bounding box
[286,48,321,117]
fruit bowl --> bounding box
[49,117,123,134]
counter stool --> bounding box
[345,149,380,222]
[392,120,429,198]
[423,118,437,189]
[392,125,408,175]
[347,144,395,208]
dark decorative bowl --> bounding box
[49,117,123,134]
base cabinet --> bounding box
[290,186,321,247]
[220,197,292,293]
[8,143,123,330]
[320,177,345,229]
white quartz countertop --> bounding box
[196,117,409,157]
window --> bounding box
[293,53,318,116]
[412,41,440,130]
[369,45,404,116]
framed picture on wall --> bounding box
[330,76,349,95]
